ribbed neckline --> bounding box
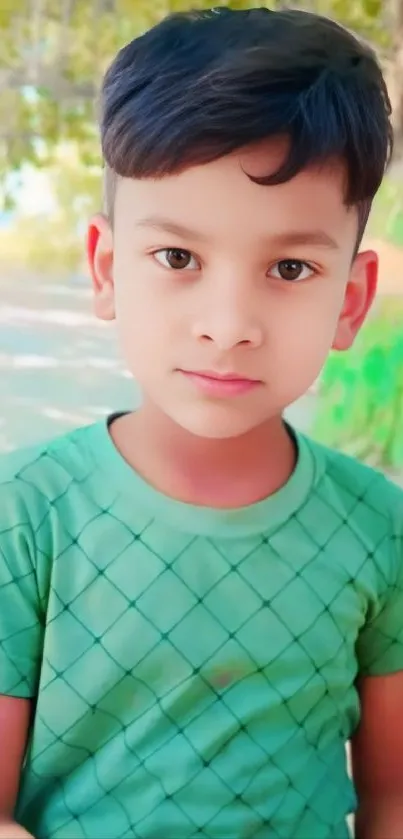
[85,414,319,538]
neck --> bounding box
[110,402,297,508]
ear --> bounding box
[332,250,378,351]
[87,213,115,321]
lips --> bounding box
[178,369,262,398]
[182,370,259,383]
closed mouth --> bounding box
[180,370,260,383]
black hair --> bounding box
[100,6,393,240]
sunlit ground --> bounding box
[0,272,134,452]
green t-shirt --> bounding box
[1,417,403,839]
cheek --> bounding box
[288,281,345,337]
[113,273,174,375]
[273,285,344,371]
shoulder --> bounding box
[301,436,403,611]
[0,425,102,698]
[303,433,403,532]
[0,422,103,533]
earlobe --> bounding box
[87,213,116,322]
[332,250,378,352]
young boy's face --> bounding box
[89,139,377,439]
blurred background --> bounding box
[1,0,403,475]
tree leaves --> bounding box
[314,298,403,468]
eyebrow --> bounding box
[135,216,339,250]
[135,216,209,242]
[269,230,340,250]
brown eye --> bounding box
[270,260,314,282]
[154,248,199,270]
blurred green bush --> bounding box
[369,176,403,247]
[313,296,403,469]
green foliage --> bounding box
[368,175,403,247]
[313,297,403,468]
[0,214,84,274]
[0,143,101,273]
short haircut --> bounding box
[100,6,393,242]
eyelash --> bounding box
[152,249,201,272]
[151,248,318,281]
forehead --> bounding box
[113,140,357,245]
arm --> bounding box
[0,466,52,839]
[0,695,34,838]
[352,671,403,839]
[0,822,33,838]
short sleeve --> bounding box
[0,479,45,698]
[357,513,403,677]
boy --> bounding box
[1,5,403,838]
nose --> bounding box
[192,279,264,351]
